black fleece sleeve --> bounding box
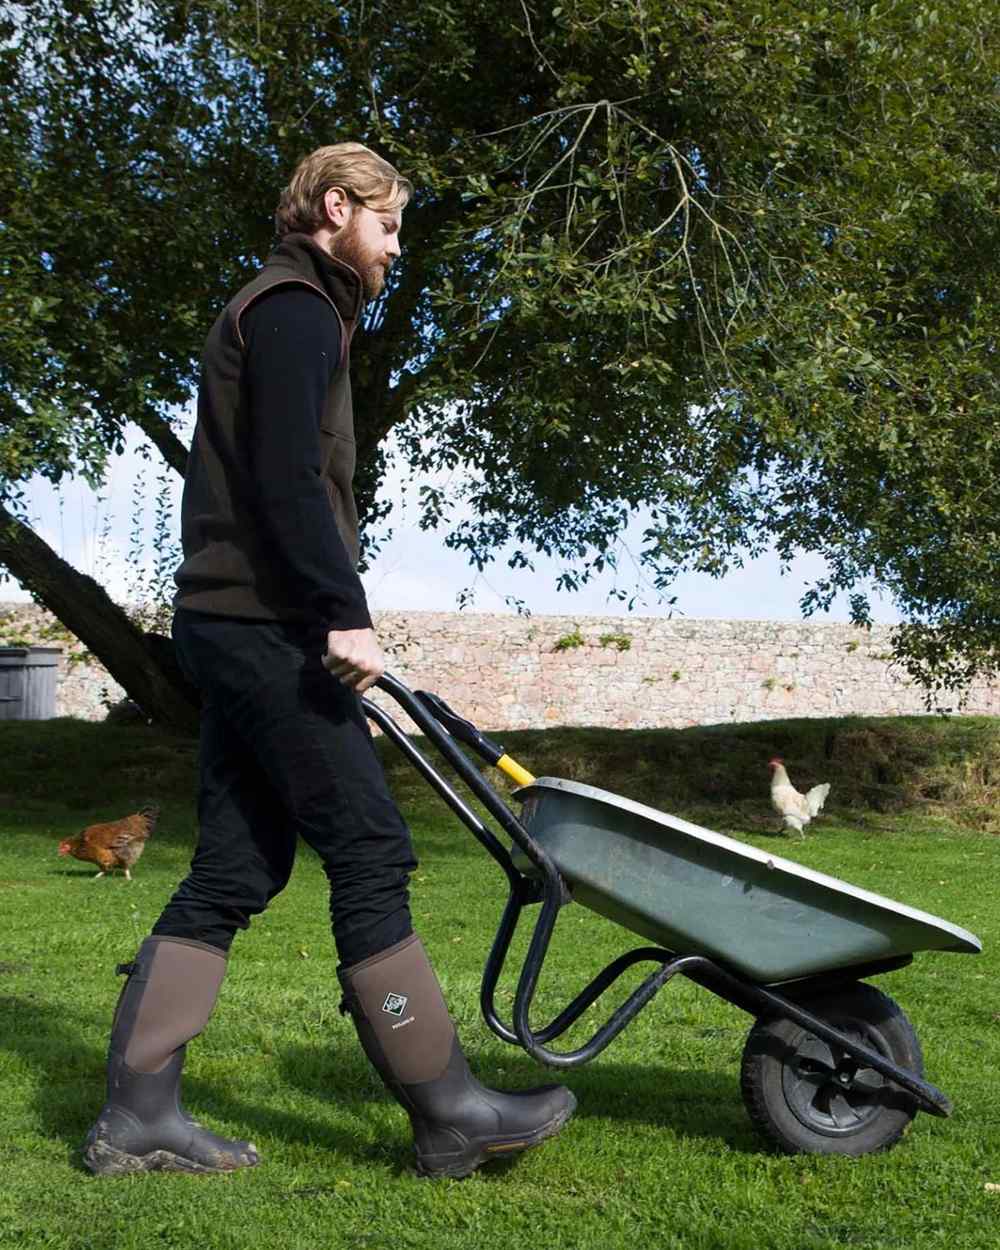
[242,286,373,631]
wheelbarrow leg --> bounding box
[338,933,576,1179]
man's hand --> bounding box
[322,627,385,694]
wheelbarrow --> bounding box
[364,674,982,1157]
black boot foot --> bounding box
[82,1052,260,1177]
[414,1086,577,1179]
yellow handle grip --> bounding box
[497,754,536,787]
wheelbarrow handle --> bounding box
[373,673,545,865]
[412,690,504,762]
[378,676,537,786]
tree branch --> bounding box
[130,408,190,476]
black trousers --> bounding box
[152,608,417,967]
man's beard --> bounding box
[329,218,388,303]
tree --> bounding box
[1,0,219,729]
[2,0,997,725]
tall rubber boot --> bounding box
[338,933,576,1179]
[83,935,259,1176]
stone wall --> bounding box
[368,611,1000,732]
[3,601,998,730]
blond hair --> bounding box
[275,143,413,237]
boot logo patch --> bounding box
[382,992,408,1017]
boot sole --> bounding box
[415,1093,577,1180]
[83,1137,260,1177]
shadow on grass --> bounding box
[2,978,759,1179]
[278,1037,754,1157]
[48,867,119,880]
[0,993,396,1173]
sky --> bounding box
[2,406,902,625]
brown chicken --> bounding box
[57,804,160,880]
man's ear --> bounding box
[323,186,353,230]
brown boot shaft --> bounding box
[339,933,455,1084]
[118,936,228,1074]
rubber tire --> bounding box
[740,983,922,1156]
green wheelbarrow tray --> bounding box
[511,777,981,984]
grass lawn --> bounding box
[0,714,998,1250]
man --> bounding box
[83,144,575,1180]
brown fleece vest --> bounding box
[173,234,363,624]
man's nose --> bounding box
[386,235,401,260]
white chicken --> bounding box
[768,758,830,836]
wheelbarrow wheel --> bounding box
[740,983,923,1156]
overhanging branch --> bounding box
[131,409,190,476]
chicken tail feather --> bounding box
[805,783,831,817]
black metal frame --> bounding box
[364,674,951,1119]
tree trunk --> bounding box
[0,503,200,734]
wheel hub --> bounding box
[783,1028,890,1137]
